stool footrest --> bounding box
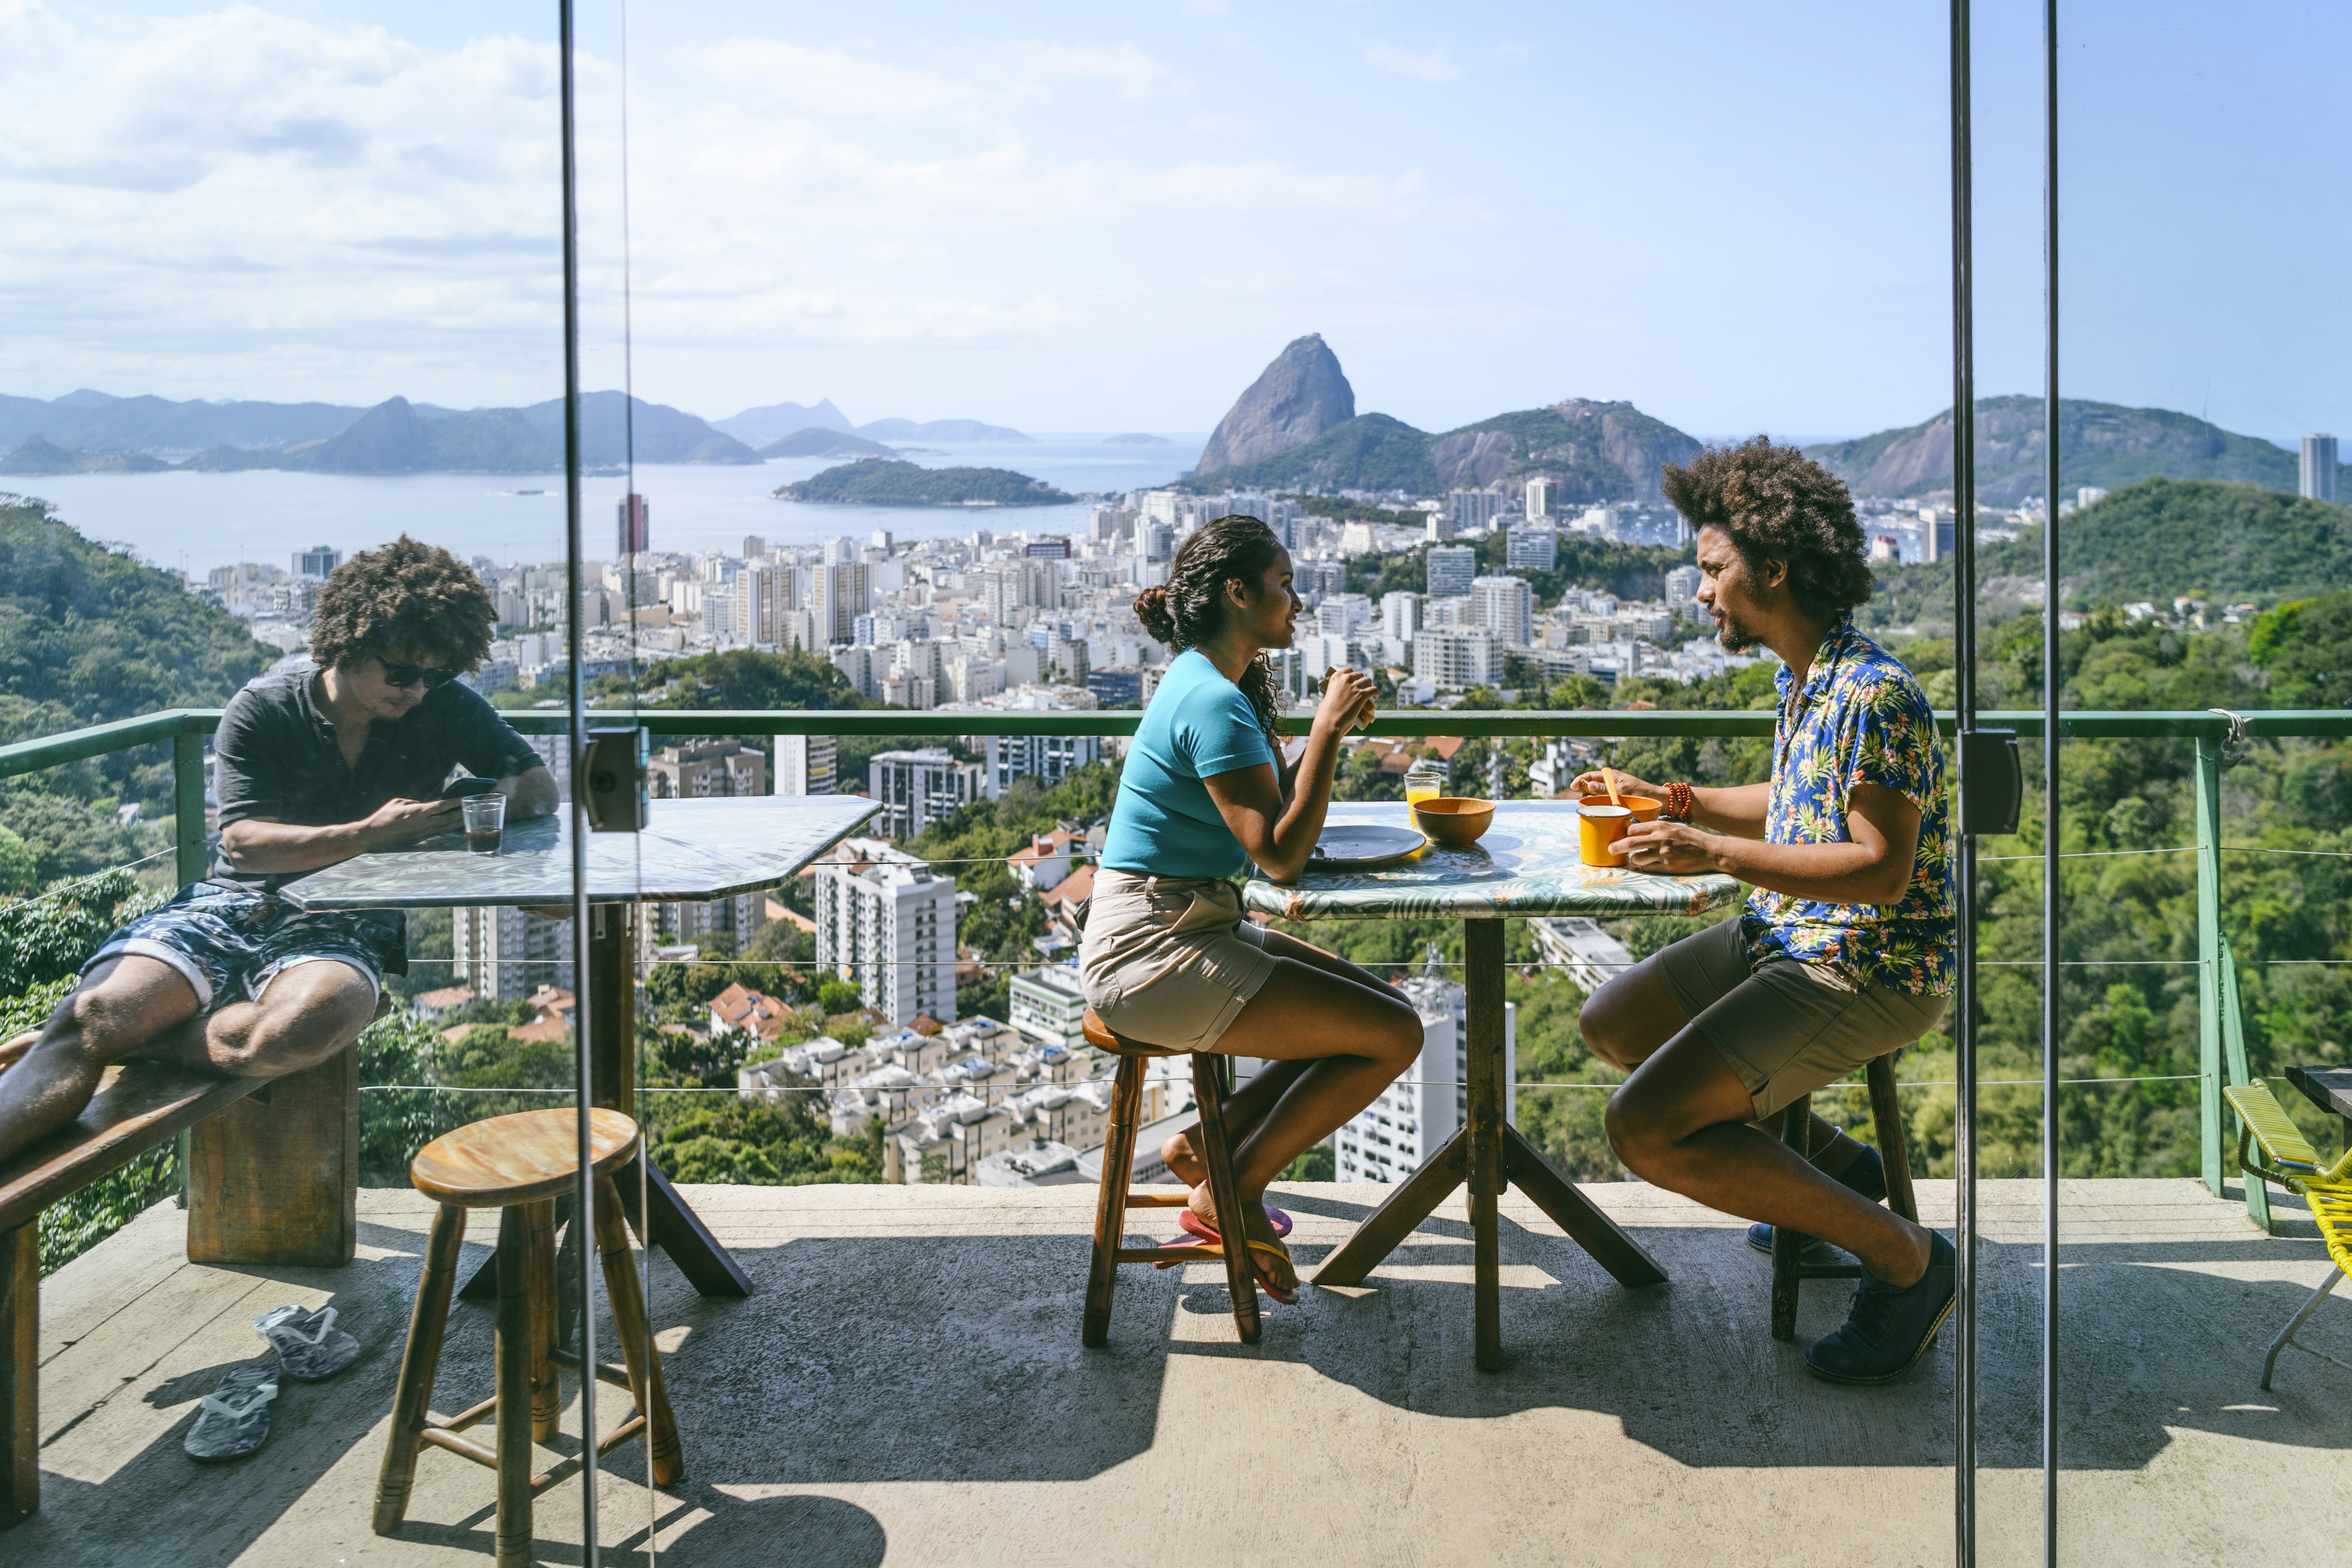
[1114,1245,1223,1265]
[434,1395,497,1434]
[1126,1194,1189,1208]
[549,1346,636,1393]
[420,1427,499,1470]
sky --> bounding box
[2,0,2344,445]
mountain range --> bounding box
[1182,335,2309,510]
[0,389,1031,475]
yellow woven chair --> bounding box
[2224,1082,2352,1390]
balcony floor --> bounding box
[10,1175,2347,1566]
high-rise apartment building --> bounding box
[451,905,574,1003]
[1426,544,1477,598]
[813,561,871,646]
[1413,628,1501,690]
[1332,952,1513,1184]
[647,740,766,799]
[775,733,837,795]
[869,748,983,839]
[1380,590,1422,642]
[616,492,649,557]
[1524,477,1554,519]
[1664,564,1702,606]
[2304,434,2339,502]
[1316,592,1374,638]
[733,564,799,647]
[293,544,341,581]
[829,643,882,701]
[1447,488,1502,534]
[813,837,957,1026]
[985,733,1104,799]
[1506,519,1558,573]
[741,533,767,560]
[1469,575,1534,646]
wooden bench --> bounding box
[0,1047,360,1527]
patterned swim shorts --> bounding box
[85,881,407,1014]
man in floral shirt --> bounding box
[1577,439,1958,1385]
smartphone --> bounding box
[440,776,500,800]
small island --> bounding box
[773,459,1075,508]
[1103,432,1173,445]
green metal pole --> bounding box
[173,729,207,888]
[2216,933,2270,1231]
[2194,735,2224,1197]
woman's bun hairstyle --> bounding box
[1133,583,1177,644]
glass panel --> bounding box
[0,0,594,1554]
[2056,2,2351,1561]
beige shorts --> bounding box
[1079,868,1278,1052]
[1654,918,1950,1120]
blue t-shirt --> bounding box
[1102,649,1275,879]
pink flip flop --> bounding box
[1178,1204,1291,1243]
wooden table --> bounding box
[282,794,881,1296]
[1241,800,1743,1371]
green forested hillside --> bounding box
[0,499,276,884]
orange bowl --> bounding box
[1411,796,1494,847]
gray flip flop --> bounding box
[254,1303,361,1382]
[184,1363,279,1462]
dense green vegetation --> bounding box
[774,459,1073,507]
[0,497,276,885]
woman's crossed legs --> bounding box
[1157,928,1423,1300]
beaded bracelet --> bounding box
[1663,781,1695,823]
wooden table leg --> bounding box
[1,1219,35,1528]
[1310,1133,1466,1287]
[187,1045,358,1266]
[1464,919,1507,1371]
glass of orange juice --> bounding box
[1404,759,1447,804]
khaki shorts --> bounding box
[1654,918,1949,1120]
[1079,868,1278,1052]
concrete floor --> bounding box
[9,1176,2346,1567]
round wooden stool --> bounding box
[1769,1053,1921,1338]
[1079,1008,1262,1346]
[373,1108,683,1566]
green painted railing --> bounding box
[6,700,2348,1221]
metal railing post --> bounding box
[173,728,208,888]
[2194,733,2225,1197]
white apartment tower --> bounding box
[2303,434,2339,502]
[813,561,871,646]
[869,748,983,839]
[1380,590,1422,642]
[1412,628,1501,690]
[1524,477,1554,519]
[814,837,957,1026]
[1469,575,1535,646]
[776,733,837,795]
[1506,519,1558,573]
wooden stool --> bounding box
[374,1108,683,1566]
[1770,1053,1920,1340]
[1079,1008,1262,1346]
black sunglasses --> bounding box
[378,660,459,690]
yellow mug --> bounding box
[1577,792,1662,867]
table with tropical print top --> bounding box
[1242,799,1744,1371]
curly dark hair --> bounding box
[1660,437,1874,619]
[309,535,497,673]
[1133,514,1286,748]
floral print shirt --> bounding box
[1738,618,1956,995]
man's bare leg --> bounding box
[1582,954,1866,1173]
[0,957,379,1164]
[1603,1026,1932,1287]
[0,956,203,1163]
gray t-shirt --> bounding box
[210,663,542,890]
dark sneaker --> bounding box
[1747,1142,1887,1256]
[1804,1231,1957,1385]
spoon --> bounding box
[1602,764,1624,809]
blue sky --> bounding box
[5,1,2343,447]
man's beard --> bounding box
[1716,609,1763,653]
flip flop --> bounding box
[1173,1214,1300,1305]
[1153,1235,1219,1269]
[254,1303,360,1382]
[184,1363,279,1462]
[1178,1204,1291,1243]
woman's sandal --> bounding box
[1178,1204,1291,1242]
[183,1363,279,1462]
[254,1303,360,1382]
[1168,1216,1300,1305]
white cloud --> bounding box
[0,5,1418,402]
[1359,36,1461,84]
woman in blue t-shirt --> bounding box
[1082,514,1423,1305]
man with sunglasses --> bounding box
[0,537,556,1163]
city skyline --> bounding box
[1,2,2345,447]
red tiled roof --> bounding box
[1043,862,1095,909]
[415,984,473,1009]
